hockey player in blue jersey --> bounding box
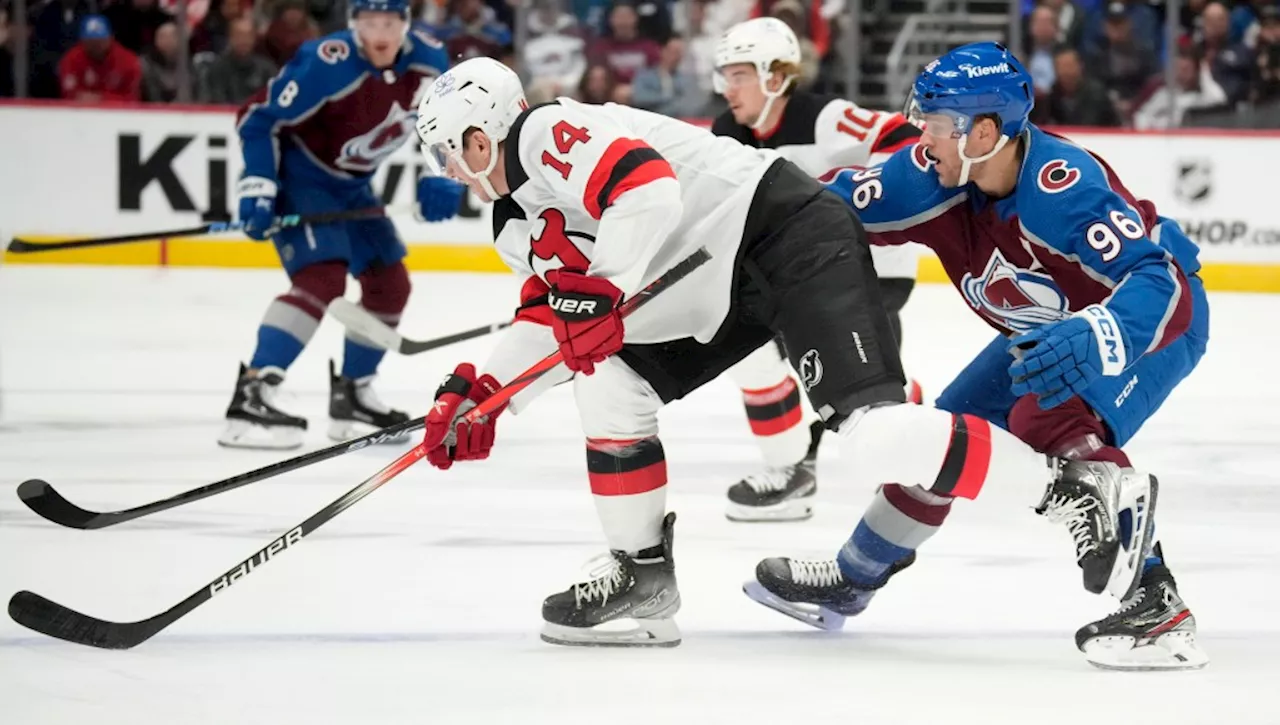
[747,43,1209,670]
[220,0,460,450]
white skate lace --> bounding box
[788,559,845,588]
[1039,493,1100,561]
[573,554,627,606]
[354,379,392,414]
[254,375,294,413]
[743,465,798,494]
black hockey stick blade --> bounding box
[15,415,426,530]
[16,480,99,529]
[8,444,429,649]
[8,590,166,649]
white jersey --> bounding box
[710,93,922,279]
[483,99,784,409]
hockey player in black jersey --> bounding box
[709,17,923,522]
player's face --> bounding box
[916,113,965,187]
[353,11,407,67]
[718,64,766,125]
[446,130,495,202]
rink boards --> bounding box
[1,100,1278,292]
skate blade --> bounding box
[742,580,846,631]
[540,618,681,648]
[327,420,411,445]
[1106,474,1160,600]
[218,419,304,450]
[1082,631,1209,671]
[726,499,814,523]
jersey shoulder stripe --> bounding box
[583,139,674,219]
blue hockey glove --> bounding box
[236,177,279,241]
[417,175,466,223]
[1009,305,1131,410]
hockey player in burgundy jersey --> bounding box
[413,57,1154,650]
[220,0,459,450]
[749,43,1207,671]
[709,18,924,522]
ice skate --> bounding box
[219,363,307,449]
[1037,459,1157,600]
[1076,563,1208,671]
[541,512,681,647]
[744,553,915,631]
[725,421,822,522]
[326,360,410,442]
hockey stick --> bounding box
[6,206,392,253]
[328,298,511,355]
[8,247,711,649]
[16,415,426,530]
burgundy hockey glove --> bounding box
[548,271,624,375]
[423,363,505,470]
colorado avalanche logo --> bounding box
[336,102,415,173]
[910,143,936,172]
[317,39,350,65]
[1037,159,1081,194]
[960,249,1071,333]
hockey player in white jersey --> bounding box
[413,57,1157,649]
[710,18,924,522]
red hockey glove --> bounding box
[548,271,624,375]
[423,363,505,470]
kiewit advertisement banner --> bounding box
[1,102,1277,289]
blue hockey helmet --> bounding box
[906,42,1033,184]
[349,0,411,21]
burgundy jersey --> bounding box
[237,28,449,185]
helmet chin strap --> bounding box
[750,73,794,131]
[955,133,1010,186]
[453,138,502,199]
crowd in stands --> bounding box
[1,0,1277,129]
[1025,0,1280,128]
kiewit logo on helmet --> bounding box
[959,62,1011,78]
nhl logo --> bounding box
[798,349,824,391]
[1174,159,1212,205]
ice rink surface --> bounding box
[1,266,1276,724]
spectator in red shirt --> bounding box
[587,1,661,85]
[58,14,142,102]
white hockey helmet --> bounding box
[416,57,528,199]
[713,18,801,129]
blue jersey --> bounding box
[827,125,1202,362]
[236,29,449,188]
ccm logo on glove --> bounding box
[1079,304,1126,375]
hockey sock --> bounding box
[838,483,952,588]
[249,261,346,372]
[730,343,809,467]
[586,437,667,554]
[837,404,1049,501]
[741,378,808,466]
[343,262,410,379]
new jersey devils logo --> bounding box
[798,349,824,391]
[336,102,415,173]
[529,209,593,284]
[960,249,1071,333]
